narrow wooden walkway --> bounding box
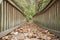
[1,20,59,40]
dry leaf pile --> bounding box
[2,21,59,40]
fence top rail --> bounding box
[5,0,25,16]
[34,0,57,16]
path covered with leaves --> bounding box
[1,21,59,40]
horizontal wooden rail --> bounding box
[34,0,57,16]
[6,0,25,16]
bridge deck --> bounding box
[1,20,59,40]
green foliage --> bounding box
[36,0,51,12]
[12,0,51,22]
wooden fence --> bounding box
[33,0,60,38]
[0,0,25,38]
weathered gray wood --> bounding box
[0,0,25,38]
[33,0,60,38]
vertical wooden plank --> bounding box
[3,1,7,31]
[10,5,13,28]
[1,1,4,31]
[14,8,16,26]
[18,11,21,24]
[56,0,60,31]
[7,2,10,29]
[13,7,15,26]
[0,4,1,32]
[6,2,9,29]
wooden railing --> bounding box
[33,0,60,38]
[0,0,25,38]
[34,0,56,16]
